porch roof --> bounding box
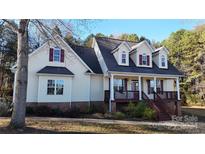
[96,37,183,76]
[37,66,74,75]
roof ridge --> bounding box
[65,40,94,50]
[95,36,139,43]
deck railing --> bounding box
[104,90,139,102]
[155,91,177,100]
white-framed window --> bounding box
[54,48,61,62]
[142,53,147,65]
[47,80,55,95]
[121,51,127,64]
[47,79,64,95]
[161,55,166,67]
[56,80,64,95]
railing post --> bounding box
[138,76,142,100]
[109,74,114,112]
[176,77,180,100]
[154,77,157,93]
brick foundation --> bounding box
[27,101,105,113]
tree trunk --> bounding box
[10,20,29,128]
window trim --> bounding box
[47,79,64,95]
[56,80,64,95]
[161,55,166,67]
[142,53,147,65]
[121,51,127,64]
[47,80,55,95]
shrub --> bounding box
[26,106,35,115]
[127,101,147,118]
[0,102,10,116]
[34,106,53,116]
[113,112,126,120]
[143,107,156,120]
[51,108,64,117]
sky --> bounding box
[80,19,205,42]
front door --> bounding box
[131,80,139,99]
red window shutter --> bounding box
[49,48,53,62]
[60,49,64,62]
[139,55,142,65]
[147,55,150,66]
[147,80,151,94]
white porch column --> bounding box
[109,74,114,112]
[154,76,157,92]
[138,76,142,100]
[176,77,180,100]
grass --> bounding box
[182,106,205,122]
[0,117,183,134]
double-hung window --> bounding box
[142,53,147,65]
[47,80,55,95]
[47,79,64,95]
[121,51,127,64]
[56,80,64,95]
[54,48,61,62]
[161,55,166,67]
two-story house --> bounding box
[11,35,183,120]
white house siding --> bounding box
[103,77,109,91]
[27,37,96,103]
[90,75,104,101]
[153,49,168,69]
[158,50,168,69]
[164,79,175,91]
[37,75,72,102]
[113,44,130,66]
[135,42,153,68]
[130,52,137,66]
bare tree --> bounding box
[2,19,94,128]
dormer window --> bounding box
[139,53,150,66]
[142,53,147,65]
[161,55,166,67]
[121,51,127,64]
[49,47,64,63]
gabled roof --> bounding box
[95,37,183,76]
[153,46,169,55]
[37,66,74,75]
[68,43,103,74]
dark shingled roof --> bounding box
[37,66,74,75]
[95,37,183,76]
[68,43,103,74]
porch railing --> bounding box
[155,91,177,100]
[104,90,139,102]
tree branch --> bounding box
[3,19,18,33]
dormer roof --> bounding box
[95,37,183,76]
[153,46,169,55]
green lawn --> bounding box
[0,117,184,134]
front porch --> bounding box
[105,73,181,118]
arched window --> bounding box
[161,55,166,67]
